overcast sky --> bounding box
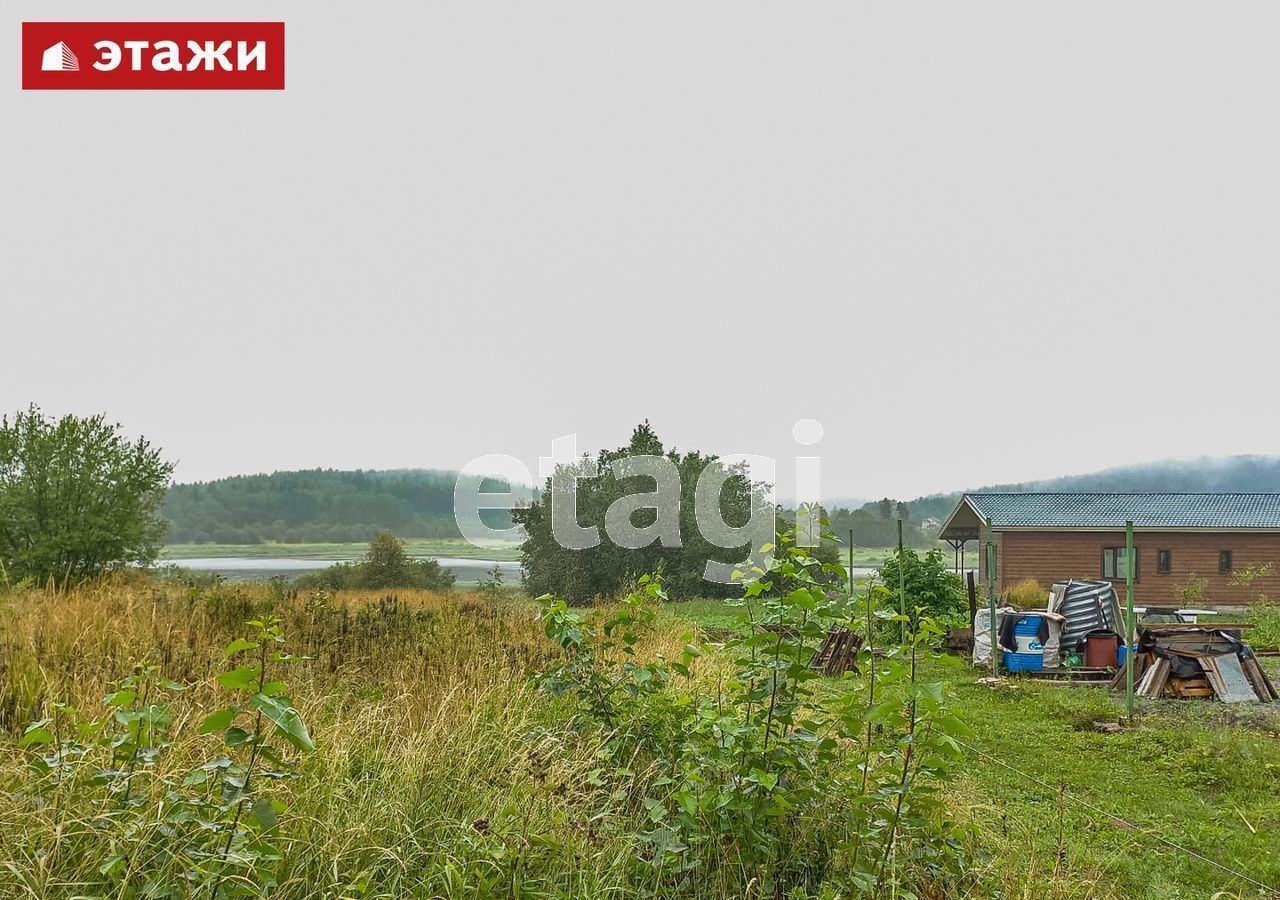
[5,3,1280,501]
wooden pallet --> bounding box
[810,627,862,676]
[1168,677,1213,699]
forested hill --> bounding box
[162,469,525,544]
[893,455,1280,525]
[165,456,1280,547]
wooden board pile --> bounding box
[810,627,863,676]
[944,627,974,654]
[1110,625,1278,703]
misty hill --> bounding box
[162,469,523,545]
[891,455,1280,526]
[163,456,1280,547]
[818,456,1280,548]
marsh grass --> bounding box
[0,573,978,899]
[0,579,803,899]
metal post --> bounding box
[897,518,907,643]
[987,517,998,675]
[1125,519,1135,717]
[848,528,854,598]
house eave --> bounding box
[986,525,1280,534]
[937,495,985,541]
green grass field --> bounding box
[664,597,1280,898]
[931,654,1280,898]
[160,538,522,562]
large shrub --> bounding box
[295,532,456,592]
[0,405,173,586]
[875,547,967,620]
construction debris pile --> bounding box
[1112,625,1278,703]
[972,580,1122,675]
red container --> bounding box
[1085,631,1120,668]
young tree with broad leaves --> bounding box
[0,405,173,586]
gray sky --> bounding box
[5,2,1280,501]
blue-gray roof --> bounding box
[944,492,1280,534]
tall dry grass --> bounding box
[0,578,699,899]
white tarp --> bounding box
[974,604,1066,669]
[973,607,994,666]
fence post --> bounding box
[967,570,977,625]
[987,517,999,675]
[897,518,907,643]
[848,529,854,598]
[1126,519,1135,717]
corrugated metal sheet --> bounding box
[1051,580,1122,653]
[1205,655,1259,703]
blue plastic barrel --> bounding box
[1002,650,1045,672]
[1013,615,1045,653]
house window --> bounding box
[1219,550,1233,575]
[1102,547,1139,580]
[1157,549,1171,574]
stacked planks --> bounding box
[810,627,863,676]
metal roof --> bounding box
[940,493,1280,538]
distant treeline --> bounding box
[821,505,937,549]
[162,469,520,544]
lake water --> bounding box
[160,558,936,586]
[164,557,523,583]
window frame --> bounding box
[1156,549,1172,575]
[1219,550,1233,575]
[1102,546,1139,582]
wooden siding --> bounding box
[982,530,1280,608]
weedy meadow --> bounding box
[0,527,975,899]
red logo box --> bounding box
[22,22,284,90]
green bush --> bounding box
[1246,599,1280,650]
[514,422,765,603]
[875,547,967,620]
[294,532,456,592]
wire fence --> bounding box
[954,734,1278,896]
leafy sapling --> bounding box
[20,700,100,818]
[188,615,315,897]
[101,661,185,806]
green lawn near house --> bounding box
[931,654,1280,899]
[664,597,1280,899]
